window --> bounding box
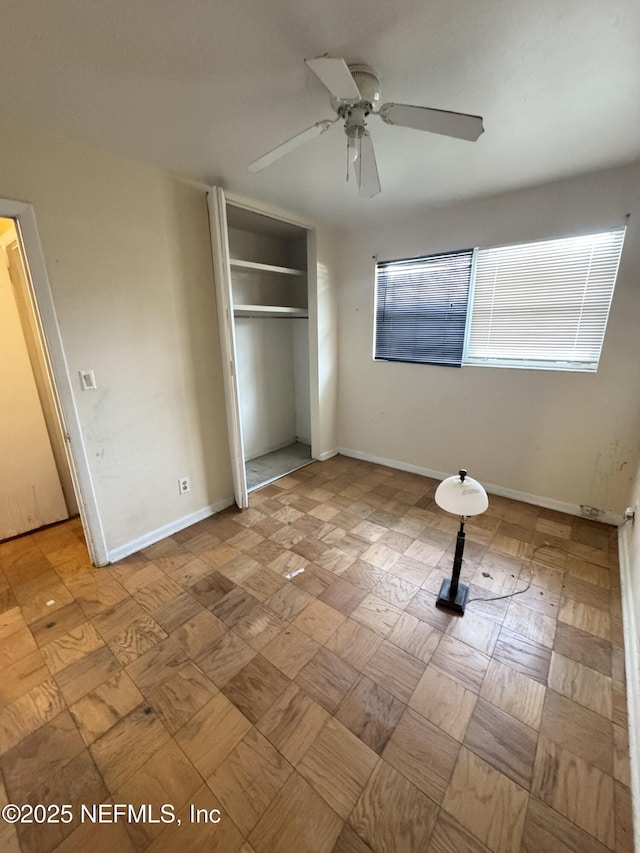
[466,230,626,370]
[374,250,473,366]
[374,228,625,372]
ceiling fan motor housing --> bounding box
[331,64,381,117]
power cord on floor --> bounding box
[465,540,572,605]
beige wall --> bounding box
[337,163,640,516]
[235,318,298,460]
[0,114,233,554]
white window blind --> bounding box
[375,250,473,367]
[464,229,626,371]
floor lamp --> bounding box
[435,469,488,615]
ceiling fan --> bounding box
[248,57,484,198]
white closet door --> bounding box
[207,187,248,509]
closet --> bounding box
[208,188,317,508]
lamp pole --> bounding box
[436,469,474,614]
[450,515,466,599]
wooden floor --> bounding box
[0,455,633,852]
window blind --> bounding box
[375,249,473,366]
[464,229,626,371]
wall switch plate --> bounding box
[79,369,97,390]
[178,477,190,495]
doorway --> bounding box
[0,200,108,565]
[0,216,71,538]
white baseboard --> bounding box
[617,526,640,853]
[107,496,235,563]
[338,447,620,526]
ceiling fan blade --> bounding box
[379,103,484,141]
[248,120,334,173]
[356,131,381,198]
[305,57,361,101]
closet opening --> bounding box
[209,190,317,508]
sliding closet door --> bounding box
[207,187,249,509]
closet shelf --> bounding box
[233,304,308,318]
[230,258,306,277]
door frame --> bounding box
[0,198,108,566]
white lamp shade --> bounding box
[435,472,489,517]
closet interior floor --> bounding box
[0,454,632,853]
[245,441,313,491]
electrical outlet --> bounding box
[178,477,190,495]
[580,504,602,520]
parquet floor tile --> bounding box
[207,728,293,835]
[298,717,378,818]
[383,706,460,803]
[256,682,329,765]
[463,697,538,789]
[349,759,439,853]
[221,654,290,724]
[335,675,405,754]
[249,772,342,853]
[69,669,144,745]
[442,747,529,853]
[115,738,202,849]
[532,735,615,847]
[295,647,359,713]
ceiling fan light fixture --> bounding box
[347,135,359,164]
[346,124,364,164]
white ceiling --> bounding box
[1,0,639,225]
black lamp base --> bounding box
[436,578,469,614]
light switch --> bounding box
[79,369,97,390]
